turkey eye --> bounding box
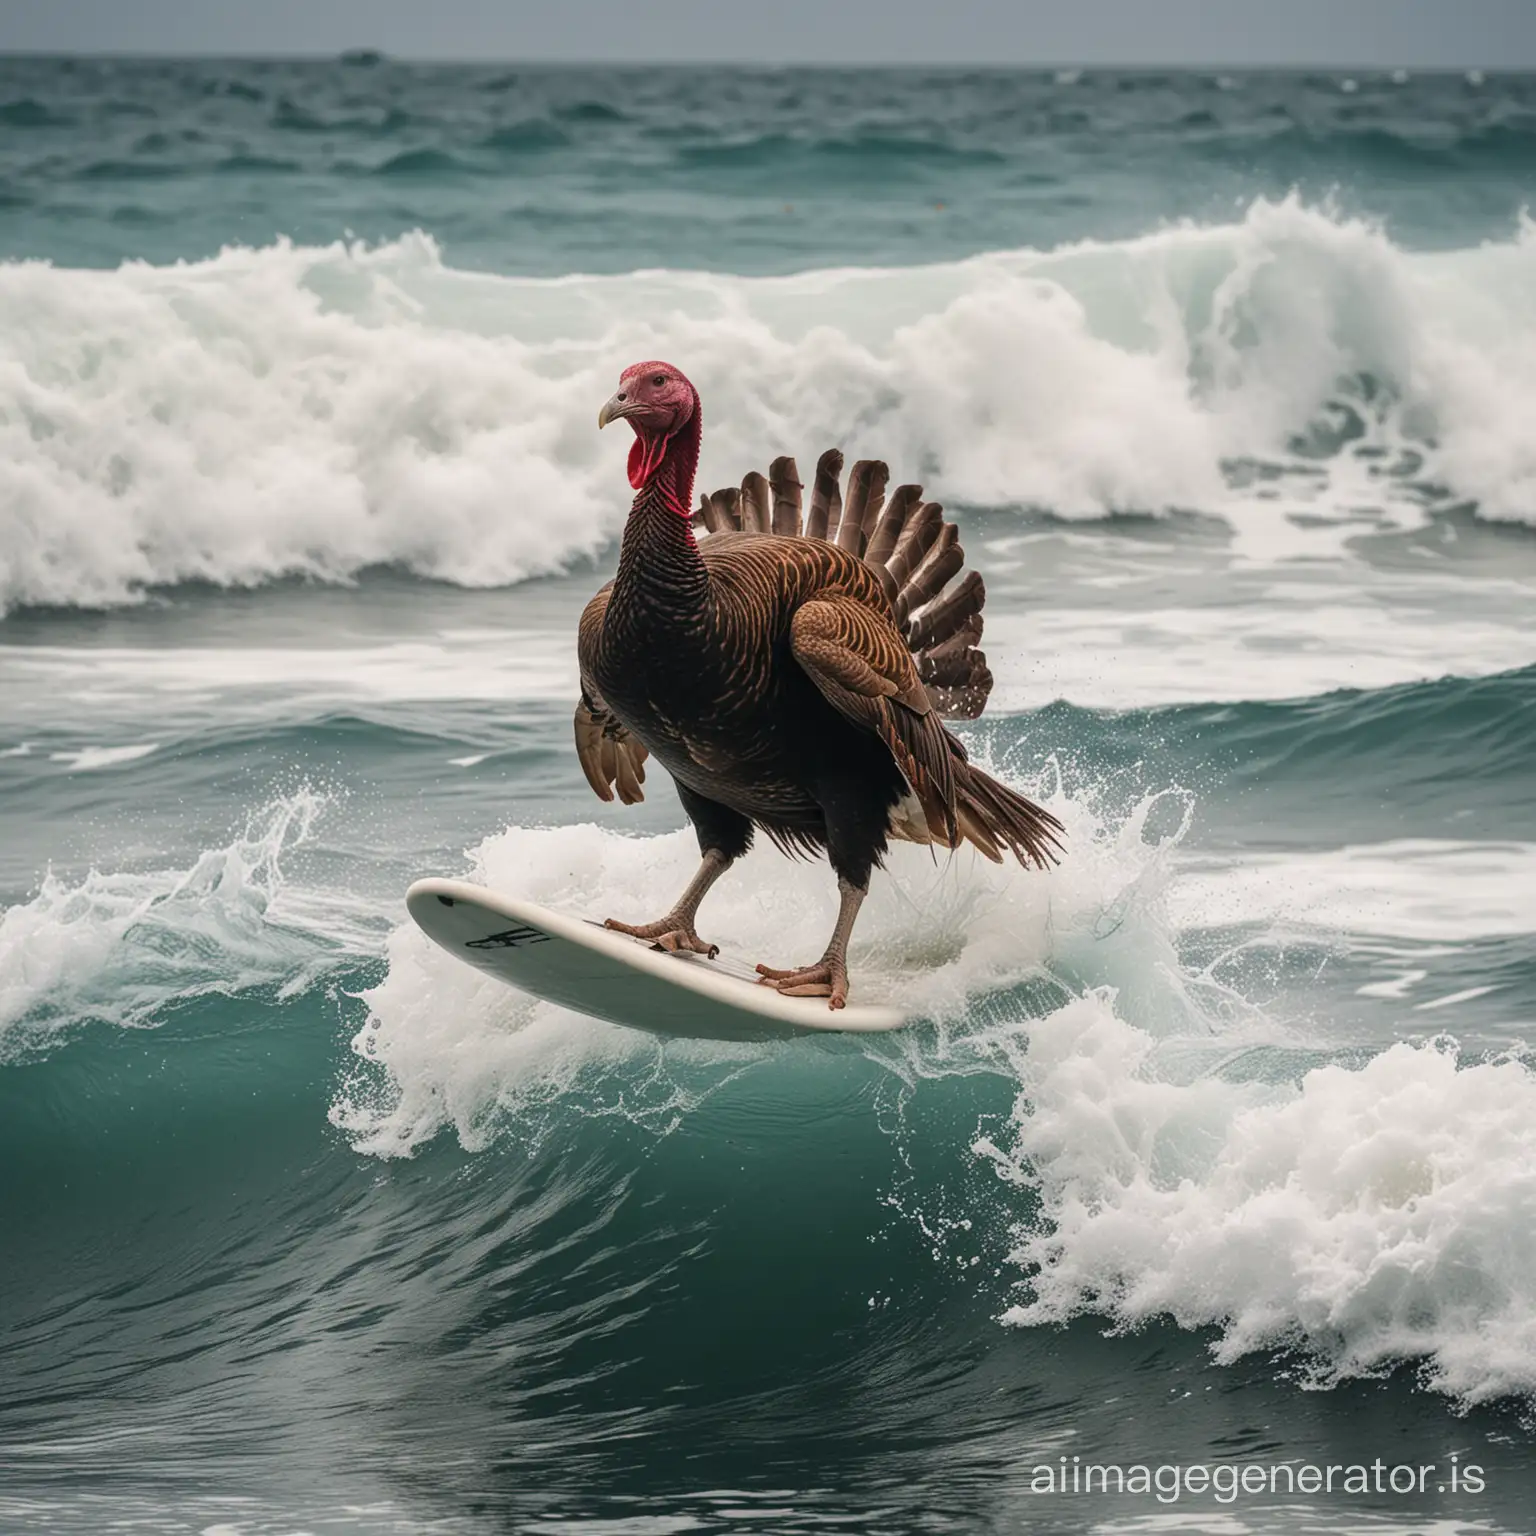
[652,374,667,386]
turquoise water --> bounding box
[3,61,1536,1534]
[4,59,1534,270]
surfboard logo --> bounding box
[466,924,551,950]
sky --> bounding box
[3,0,1536,68]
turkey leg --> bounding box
[605,848,731,957]
[756,877,866,1010]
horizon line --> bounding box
[0,50,1524,73]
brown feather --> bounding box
[807,449,843,541]
[926,667,994,721]
[955,762,1063,868]
[957,804,1004,862]
[896,523,963,624]
[837,459,887,556]
[710,486,741,532]
[918,632,985,688]
[740,471,772,534]
[906,569,985,652]
[789,595,958,847]
[580,434,1052,885]
[858,461,889,545]
[864,483,921,571]
[699,492,730,536]
[574,586,650,804]
[885,501,941,590]
[769,455,802,536]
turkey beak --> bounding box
[598,392,630,430]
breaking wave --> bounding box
[0,789,374,1054]
[981,1000,1536,1410]
[342,757,1536,1412]
[2,196,1534,615]
[5,719,1534,1417]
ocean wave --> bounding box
[676,131,1008,171]
[1172,839,1536,944]
[0,789,370,1053]
[983,1001,1536,1409]
[344,755,1536,1410]
[1203,665,1536,807]
[4,729,1529,1413]
[215,152,304,175]
[1034,663,1536,811]
[0,97,73,129]
[551,99,629,124]
[270,97,416,135]
[75,158,182,182]
[1,197,1534,615]
[371,148,475,178]
[998,604,1536,712]
[341,757,1095,1157]
[479,121,572,154]
[1197,118,1536,174]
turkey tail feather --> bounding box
[908,569,983,653]
[896,523,963,624]
[769,456,802,536]
[697,493,725,535]
[708,486,742,531]
[838,459,887,556]
[740,471,772,534]
[807,449,843,540]
[705,445,998,720]
[885,502,941,590]
[865,483,920,571]
[953,762,1064,869]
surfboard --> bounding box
[405,877,908,1041]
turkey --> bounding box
[576,360,1062,1008]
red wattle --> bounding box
[628,434,669,490]
[623,388,701,518]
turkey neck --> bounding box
[608,426,709,642]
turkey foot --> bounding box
[756,955,849,1010]
[603,849,732,958]
[605,915,719,958]
[754,877,865,1010]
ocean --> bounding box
[2,56,1535,1535]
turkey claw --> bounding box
[755,959,848,1010]
[605,917,718,959]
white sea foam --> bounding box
[3,198,1534,615]
[988,601,1536,710]
[979,999,1536,1409]
[336,768,1197,1157]
[0,789,368,1048]
[4,586,1531,727]
[345,769,1536,1409]
[343,787,1530,1168]
[1171,839,1536,944]
[47,742,159,771]
[0,635,575,716]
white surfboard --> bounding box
[405,877,907,1041]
